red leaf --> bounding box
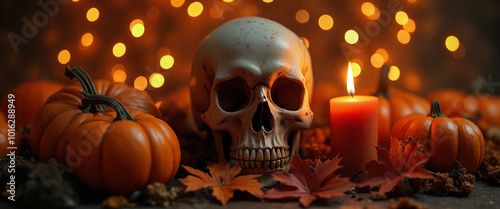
[263,155,352,207]
[179,162,264,206]
[358,137,434,194]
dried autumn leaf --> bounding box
[179,162,264,206]
[263,155,352,207]
[358,137,434,194]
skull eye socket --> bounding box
[215,77,251,112]
[271,77,304,111]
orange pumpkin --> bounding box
[0,81,63,128]
[66,92,180,194]
[0,120,20,156]
[476,95,500,130]
[426,89,478,118]
[30,67,160,162]
[376,65,430,148]
[390,101,484,173]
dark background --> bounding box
[1,0,499,102]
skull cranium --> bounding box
[190,17,313,175]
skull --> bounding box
[190,17,313,175]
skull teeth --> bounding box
[230,148,290,170]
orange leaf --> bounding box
[358,137,435,194]
[179,162,264,206]
[263,155,352,207]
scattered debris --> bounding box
[389,197,427,209]
[102,195,136,209]
[145,182,184,207]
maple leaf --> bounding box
[179,162,264,206]
[263,155,352,207]
[358,137,435,194]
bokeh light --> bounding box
[375,48,389,63]
[262,0,273,3]
[361,2,375,16]
[149,73,165,88]
[397,29,411,44]
[344,30,359,44]
[395,11,408,25]
[111,64,125,74]
[223,0,234,2]
[130,19,145,38]
[295,9,309,23]
[210,5,224,19]
[388,66,400,81]
[81,33,93,47]
[452,43,466,59]
[318,14,334,30]
[113,70,127,83]
[367,7,380,20]
[171,0,185,8]
[134,76,148,91]
[445,35,460,52]
[86,7,99,22]
[160,55,175,69]
[58,50,70,64]
[351,61,362,77]
[370,53,384,68]
[113,42,126,57]
[187,2,203,17]
[403,19,416,33]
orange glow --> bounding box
[130,19,145,38]
[351,62,362,78]
[113,42,126,57]
[81,33,93,47]
[155,101,162,108]
[86,7,99,22]
[171,0,185,8]
[147,7,159,20]
[318,15,334,30]
[375,48,389,63]
[300,37,309,48]
[72,0,79,2]
[113,70,127,83]
[370,53,384,68]
[344,30,359,44]
[160,55,175,69]
[452,43,466,59]
[361,2,375,16]
[263,0,273,3]
[445,36,459,52]
[111,64,125,74]
[395,11,408,25]
[347,62,355,96]
[187,2,203,17]
[210,5,224,19]
[295,9,309,23]
[367,7,380,20]
[58,49,70,64]
[388,66,400,81]
[397,30,411,44]
[149,73,165,88]
[223,0,234,2]
[403,19,416,33]
[134,76,148,91]
[408,0,417,3]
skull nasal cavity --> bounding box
[252,102,274,133]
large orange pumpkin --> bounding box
[0,120,20,156]
[30,67,161,162]
[390,101,484,173]
[376,65,430,148]
[426,89,478,118]
[66,92,180,194]
[0,81,63,128]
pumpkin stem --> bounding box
[80,91,137,122]
[65,66,106,113]
[429,100,447,118]
[375,64,391,98]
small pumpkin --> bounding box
[476,95,500,130]
[426,89,478,118]
[0,81,63,128]
[376,65,430,148]
[390,100,484,173]
[30,67,160,162]
[66,91,180,194]
[0,120,20,156]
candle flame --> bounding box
[347,61,355,97]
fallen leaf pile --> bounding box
[102,196,136,209]
[476,139,500,185]
[358,137,434,194]
[263,155,352,207]
[179,162,264,206]
[145,182,185,207]
[424,167,475,196]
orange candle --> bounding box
[330,62,378,177]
